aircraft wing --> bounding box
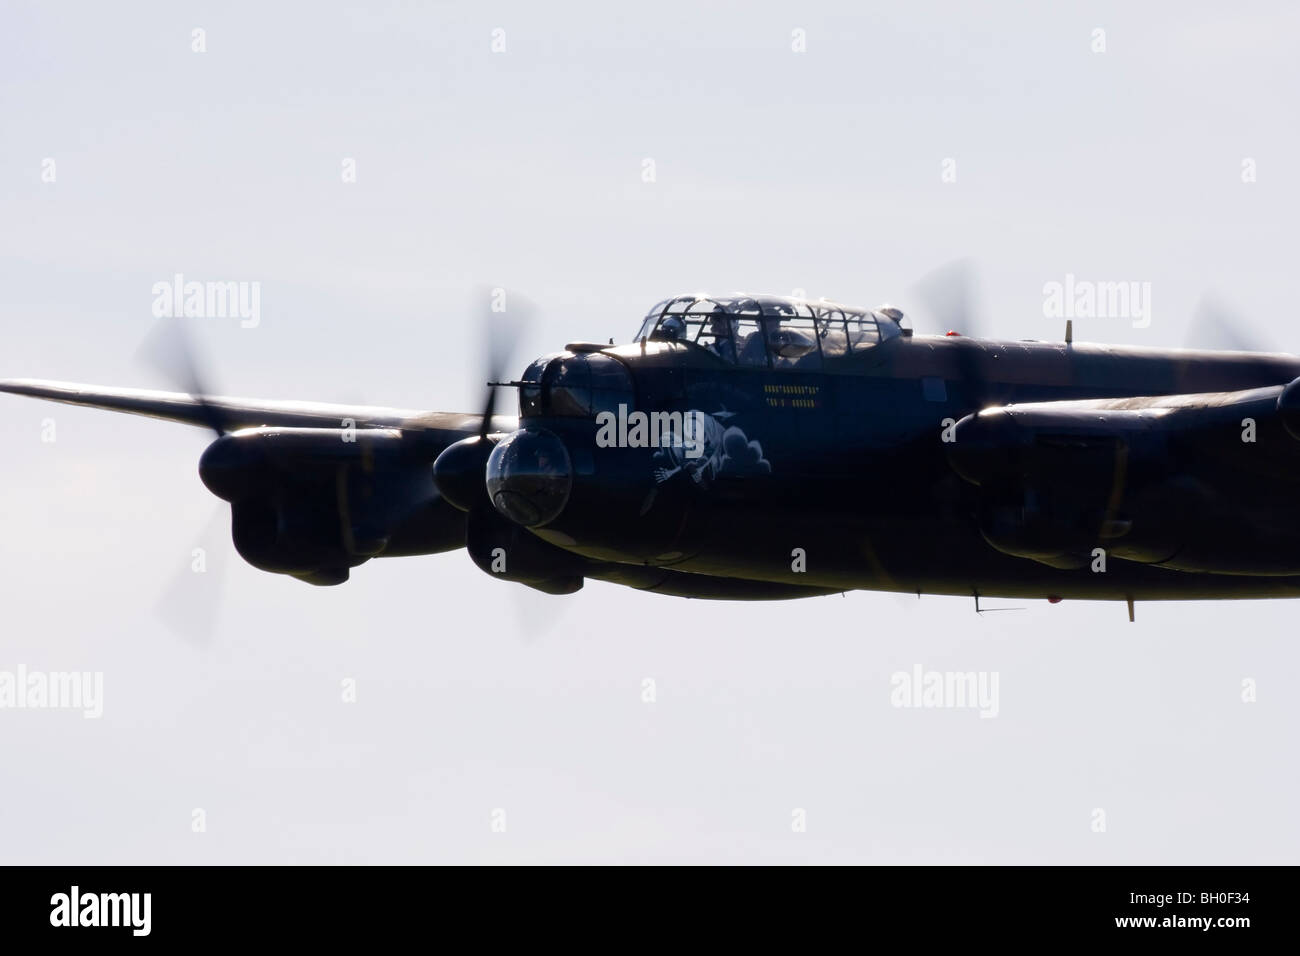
[0,378,516,437]
[0,377,527,586]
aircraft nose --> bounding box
[485,428,573,527]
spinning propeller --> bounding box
[133,317,232,644]
[909,258,998,409]
[135,315,229,438]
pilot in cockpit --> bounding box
[738,314,780,366]
[655,315,687,343]
[705,311,736,362]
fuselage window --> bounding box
[543,355,590,417]
[817,312,850,358]
[847,315,880,351]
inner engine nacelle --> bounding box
[464,506,586,595]
[200,427,464,585]
[974,479,1120,570]
[949,407,1182,569]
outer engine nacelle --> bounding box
[200,427,464,585]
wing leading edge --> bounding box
[0,378,517,437]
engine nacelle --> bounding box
[1277,376,1300,441]
[949,407,1182,569]
[464,506,585,594]
[200,427,464,584]
[973,480,1116,570]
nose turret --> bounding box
[485,428,573,527]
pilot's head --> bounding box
[709,314,732,339]
[659,316,686,342]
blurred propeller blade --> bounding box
[136,320,232,644]
[135,316,228,436]
[477,286,533,439]
[479,391,497,441]
[909,258,997,410]
[154,504,229,647]
[1186,293,1275,354]
[910,257,983,338]
[508,583,577,644]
